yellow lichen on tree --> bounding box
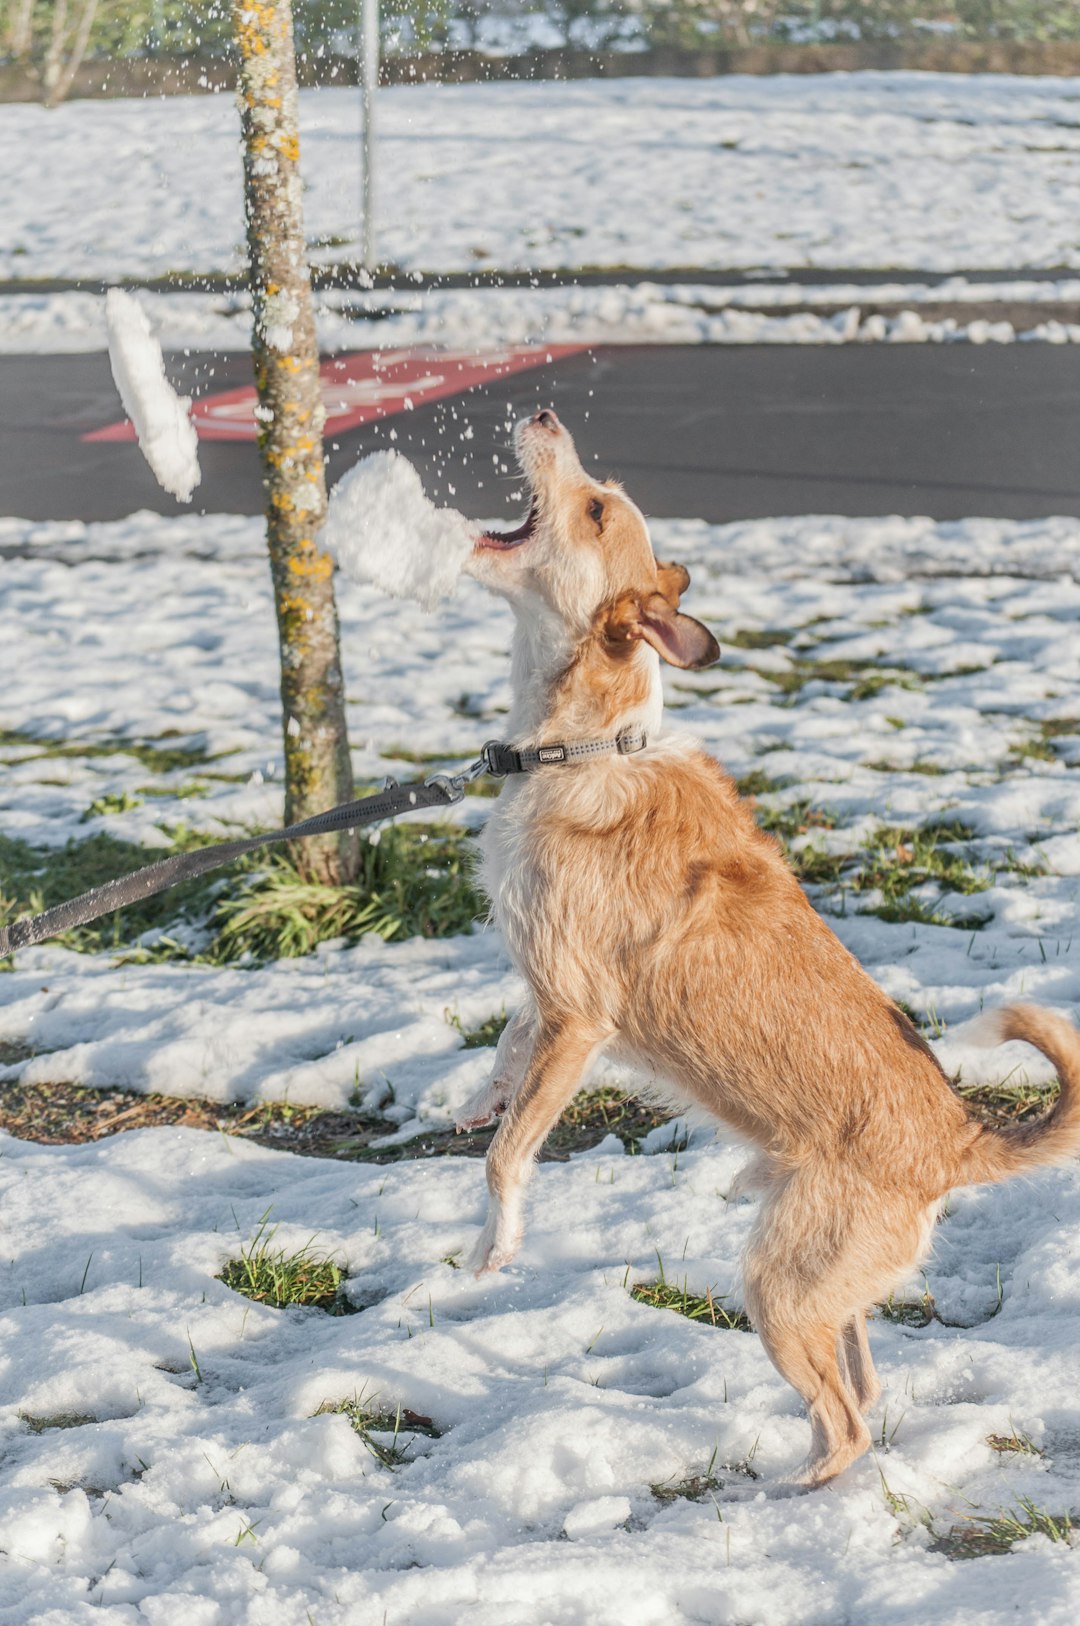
[232,0,358,886]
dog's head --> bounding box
[468,410,719,672]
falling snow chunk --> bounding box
[104,288,201,503]
[322,450,476,611]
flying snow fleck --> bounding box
[322,450,476,612]
[105,287,201,503]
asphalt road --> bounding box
[6,344,1080,524]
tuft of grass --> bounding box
[81,790,145,821]
[878,1290,936,1329]
[959,1075,1060,1129]
[734,769,790,799]
[934,1499,1073,1560]
[205,824,483,962]
[755,798,837,847]
[555,1086,670,1155]
[445,1008,509,1049]
[652,1470,723,1504]
[1040,717,1080,741]
[988,1430,1044,1458]
[19,1411,98,1433]
[1008,733,1059,765]
[317,1389,442,1468]
[630,1261,751,1332]
[218,1215,358,1315]
[653,1443,723,1502]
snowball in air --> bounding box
[105,287,201,503]
[322,450,475,612]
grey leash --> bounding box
[0,728,645,957]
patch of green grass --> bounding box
[745,656,922,701]
[19,1412,98,1433]
[446,1008,509,1049]
[206,823,483,961]
[630,1262,751,1332]
[0,727,219,776]
[1,820,485,965]
[1040,717,1080,740]
[1009,734,1059,765]
[725,627,794,650]
[138,781,213,801]
[756,813,991,928]
[934,1499,1072,1560]
[754,798,838,846]
[987,1430,1044,1458]
[317,1390,442,1468]
[734,769,787,799]
[864,759,949,777]
[218,1215,357,1315]
[81,790,145,821]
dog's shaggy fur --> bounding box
[457,408,1080,1487]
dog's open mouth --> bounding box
[477,495,539,551]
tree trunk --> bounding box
[44,0,99,109]
[233,0,359,886]
[7,0,35,62]
[41,0,69,101]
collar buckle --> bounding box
[481,740,522,778]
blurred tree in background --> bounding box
[4,0,1080,105]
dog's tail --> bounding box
[955,1004,1080,1185]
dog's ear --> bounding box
[605,591,720,670]
[655,561,691,607]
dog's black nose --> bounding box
[535,409,559,432]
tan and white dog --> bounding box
[456,407,1080,1487]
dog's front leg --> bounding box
[469,1015,610,1274]
[455,1000,537,1131]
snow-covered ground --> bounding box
[7,1122,1080,1624]
[9,276,1080,355]
[3,509,1080,1618]
[2,507,1079,1110]
[7,73,1080,285]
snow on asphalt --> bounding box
[2,509,1080,1619]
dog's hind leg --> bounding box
[744,1170,921,1486]
[469,1015,611,1274]
[753,1307,871,1489]
[840,1314,880,1413]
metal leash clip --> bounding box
[423,750,491,804]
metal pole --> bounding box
[360,0,378,274]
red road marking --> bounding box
[84,344,587,443]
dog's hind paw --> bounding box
[455,1080,511,1133]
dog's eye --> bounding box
[588,498,605,527]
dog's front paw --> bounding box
[455,1079,511,1133]
[467,1207,521,1275]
